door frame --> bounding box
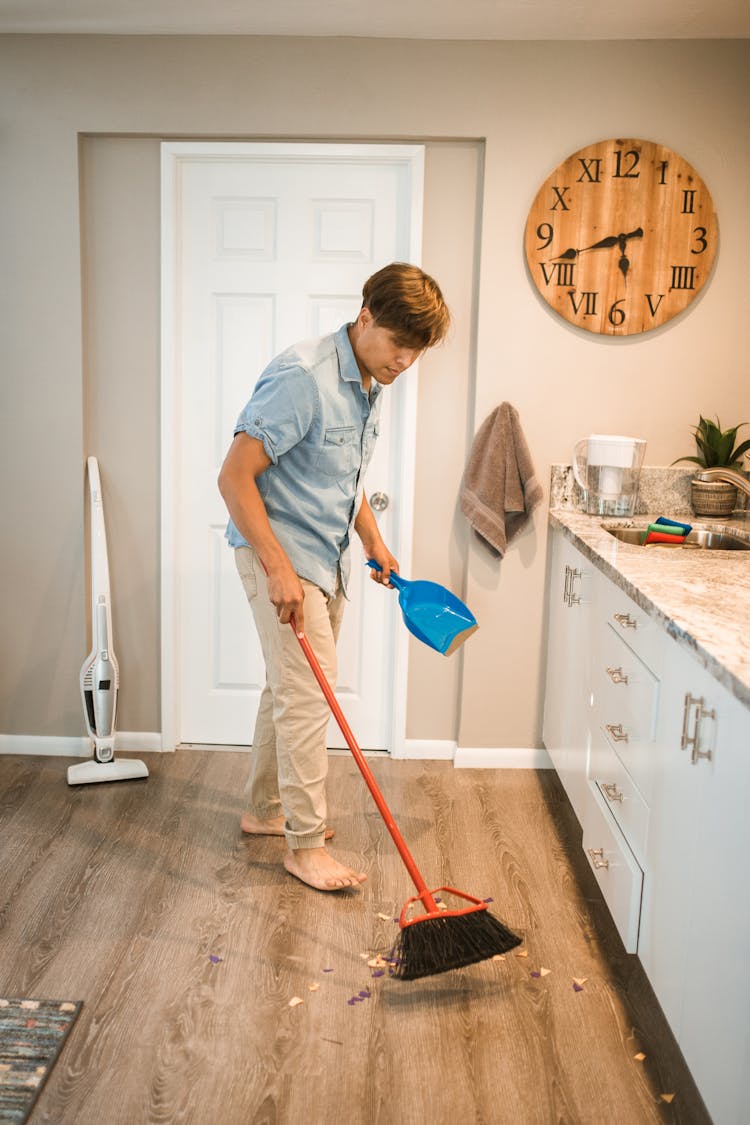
[160,140,424,756]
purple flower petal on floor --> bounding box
[573,982,584,992]
[371,970,385,978]
[209,955,223,964]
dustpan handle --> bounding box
[365,559,407,591]
[291,615,437,911]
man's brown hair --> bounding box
[361,263,450,350]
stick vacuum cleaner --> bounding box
[67,457,148,786]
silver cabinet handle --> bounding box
[680,692,694,751]
[613,612,637,629]
[681,693,715,764]
[588,848,609,870]
[605,722,629,743]
[563,564,571,605]
[602,782,624,803]
[606,666,629,684]
[567,567,582,606]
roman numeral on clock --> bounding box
[670,265,696,290]
[577,158,602,183]
[569,291,598,316]
[540,261,575,286]
[550,186,571,211]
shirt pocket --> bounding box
[316,426,360,477]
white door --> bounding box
[161,142,423,751]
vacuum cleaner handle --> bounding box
[290,615,439,912]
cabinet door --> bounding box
[639,637,704,1034]
[641,632,750,1125]
[678,676,750,1125]
[542,530,595,823]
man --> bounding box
[218,262,450,891]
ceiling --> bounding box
[0,0,748,40]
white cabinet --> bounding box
[646,641,750,1125]
[544,525,750,1125]
[542,531,594,822]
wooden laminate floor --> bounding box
[0,750,710,1125]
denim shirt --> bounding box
[225,323,382,596]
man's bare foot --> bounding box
[241,812,334,840]
[283,847,367,891]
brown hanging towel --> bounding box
[460,402,543,557]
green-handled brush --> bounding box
[291,618,522,981]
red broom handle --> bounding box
[291,616,439,913]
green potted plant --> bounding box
[673,415,750,517]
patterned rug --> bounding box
[0,998,82,1125]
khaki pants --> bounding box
[234,547,346,850]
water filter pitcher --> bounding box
[573,435,647,516]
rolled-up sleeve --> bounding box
[234,367,317,464]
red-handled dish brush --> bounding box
[290,616,522,980]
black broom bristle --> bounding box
[388,908,522,981]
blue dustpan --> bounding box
[367,561,479,656]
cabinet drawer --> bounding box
[583,786,643,953]
[596,577,662,675]
[592,624,659,801]
[588,728,649,865]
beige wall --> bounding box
[1,35,748,749]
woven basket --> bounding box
[690,479,738,517]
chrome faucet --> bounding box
[695,467,750,501]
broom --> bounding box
[290,617,522,980]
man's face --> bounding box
[352,309,423,387]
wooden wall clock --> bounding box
[524,138,718,336]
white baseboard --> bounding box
[454,746,553,769]
[396,740,552,768]
[0,734,552,769]
[0,732,165,757]
[400,739,456,760]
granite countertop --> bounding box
[549,508,750,709]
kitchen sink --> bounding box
[604,526,750,550]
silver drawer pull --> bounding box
[681,693,715,764]
[613,612,637,629]
[606,666,629,684]
[602,782,624,803]
[565,566,582,607]
[605,722,629,743]
[588,847,609,870]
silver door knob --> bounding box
[370,491,389,512]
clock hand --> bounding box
[554,227,644,260]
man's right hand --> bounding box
[265,563,306,634]
[218,433,306,633]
